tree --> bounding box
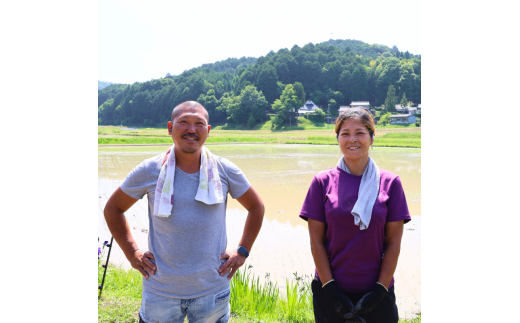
[292,82,306,107]
[338,70,352,104]
[328,99,338,111]
[400,93,409,112]
[226,85,268,125]
[247,114,256,129]
[254,64,279,104]
[376,57,401,104]
[350,67,368,101]
[379,112,391,126]
[384,85,397,113]
[271,84,300,129]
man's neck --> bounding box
[174,146,202,174]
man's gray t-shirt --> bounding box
[120,151,250,298]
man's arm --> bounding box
[219,186,264,280]
[104,187,157,278]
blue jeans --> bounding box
[139,286,230,323]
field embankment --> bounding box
[98,125,421,148]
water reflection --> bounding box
[98,144,421,317]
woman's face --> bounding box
[337,118,374,162]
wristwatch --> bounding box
[236,246,249,258]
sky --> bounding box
[99,0,421,84]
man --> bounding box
[104,101,264,323]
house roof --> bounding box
[299,99,318,111]
[350,101,370,106]
[390,114,413,118]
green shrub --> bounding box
[378,113,392,126]
[306,108,326,123]
[247,115,256,129]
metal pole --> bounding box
[98,236,114,299]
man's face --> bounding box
[168,107,211,154]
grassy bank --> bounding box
[98,129,421,148]
[98,264,421,323]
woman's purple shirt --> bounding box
[300,167,411,293]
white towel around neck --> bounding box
[153,145,224,218]
[337,156,380,230]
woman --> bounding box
[299,108,411,323]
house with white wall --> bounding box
[390,114,417,124]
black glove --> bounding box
[322,280,355,318]
[345,316,366,323]
[345,283,388,318]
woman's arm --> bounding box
[377,220,405,288]
[308,218,333,283]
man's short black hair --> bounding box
[171,101,209,123]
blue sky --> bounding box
[99,0,421,84]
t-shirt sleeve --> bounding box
[386,176,411,224]
[120,160,151,200]
[221,158,251,199]
[299,176,326,223]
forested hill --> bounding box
[199,56,258,74]
[317,39,420,60]
[98,39,421,128]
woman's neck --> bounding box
[344,156,369,176]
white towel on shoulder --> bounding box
[153,144,224,217]
[337,156,380,230]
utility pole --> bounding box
[327,104,331,126]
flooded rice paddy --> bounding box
[98,144,421,318]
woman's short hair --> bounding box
[335,108,376,139]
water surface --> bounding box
[98,144,421,318]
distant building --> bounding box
[338,101,373,115]
[350,101,371,109]
[390,114,417,124]
[417,104,421,113]
[338,106,350,114]
[396,104,419,114]
[395,104,407,113]
[298,99,320,116]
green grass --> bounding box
[379,132,421,139]
[98,264,143,322]
[98,263,420,323]
[98,120,421,148]
[98,134,421,148]
[230,267,314,323]
[98,137,173,145]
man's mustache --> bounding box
[182,134,199,140]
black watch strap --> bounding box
[236,246,249,258]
